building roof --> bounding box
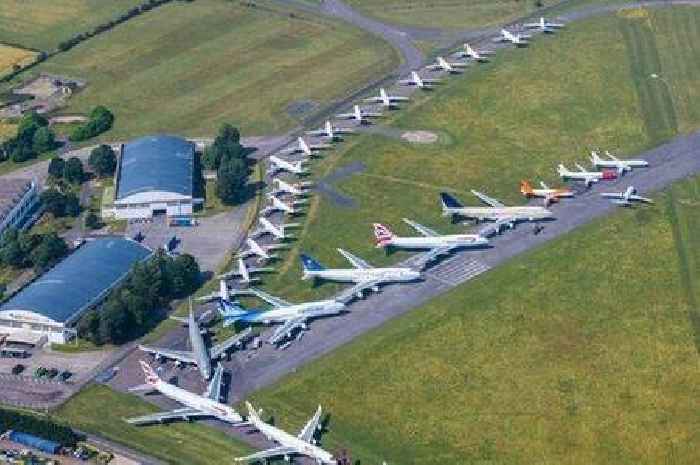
[0,178,32,224]
[116,135,194,201]
[0,238,151,324]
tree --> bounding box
[98,298,130,344]
[88,144,117,177]
[169,254,200,297]
[69,106,115,142]
[48,157,65,179]
[32,126,56,153]
[31,233,68,272]
[40,189,67,217]
[64,192,81,217]
[9,143,35,163]
[216,157,249,204]
[0,229,37,268]
[84,212,101,230]
[77,310,101,344]
[63,157,84,184]
[202,123,244,170]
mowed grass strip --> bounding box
[55,384,252,465]
[0,44,37,77]
[28,0,398,139]
[251,175,700,465]
[0,0,145,51]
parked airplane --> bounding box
[267,155,309,176]
[282,137,333,157]
[218,257,273,283]
[374,219,488,265]
[364,87,409,109]
[238,237,286,262]
[557,163,616,187]
[520,180,574,205]
[251,217,300,240]
[260,194,308,217]
[271,178,314,197]
[306,120,354,141]
[126,361,243,426]
[495,29,530,46]
[458,43,494,62]
[300,249,421,299]
[138,302,251,379]
[601,186,653,206]
[440,191,553,231]
[218,288,345,345]
[590,150,649,174]
[235,402,335,464]
[399,71,441,89]
[336,105,383,124]
[524,17,565,32]
[427,56,468,74]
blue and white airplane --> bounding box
[218,289,345,346]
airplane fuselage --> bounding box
[442,206,552,221]
[593,160,648,171]
[387,235,488,249]
[233,301,344,325]
[251,417,336,464]
[154,380,242,424]
[304,268,420,284]
[188,314,212,380]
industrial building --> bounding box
[109,135,197,220]
[0,238,151,344]
[0,178,39,239]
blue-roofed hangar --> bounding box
[109,134,197,220]
[0,238,151,344]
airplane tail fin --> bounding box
[139,360,160,386]
[440,192,463,211]
[373,223,394,248]
[520,180,533,196]
[300,253,325,279]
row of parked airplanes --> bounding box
[126,18,654,465]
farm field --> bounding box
[25,0,398,139]
[259,6,700,301]
[250,174,700,465]
[0,0,145,51]
[0,44,37,77]
[55,385,253,465]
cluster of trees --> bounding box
[0,112,57,163]
[69,106,114,142]
[0,409,84,447]
[40,189,81,218]
[87,144,117,178]
[48,156,85,185]
[203,124,250,205]
[45,156,85,219]
[57,0,194,52]
[0,228,68,273]
[78,251,200,345]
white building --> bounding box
[0,178,39,239]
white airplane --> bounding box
[306,120,354,141]
[300,249,421,299]
[364,87,409,109]
[557,163,616,187]
[219,288,345,346]
[218,257,273,283]
[524,17,565,32]
[126,361,243,426]
[138,302,251,380]
[458,43,494,62]
[427,56,468,74]
[238,237,286,262]
[267,155,309,176]
[601,186,653,206]
[399,71,441,89]
[282,137,333,157]
[495,29,531,46]
[197,279,231,303]
[251,216,300,240]
[260,193,308,216]
[235,402,335,465]
[440,191,553,231]
[590,150,649,174]
[335,105,383,124]
[271,178,314,197]
[374,219,488,266]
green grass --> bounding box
[50,339,101,353]
[0,150,56,176]
[54,384,253,465]
[0,0,145,51]
[19,0,398,139]
[250,175,700,465]
[257,7,700,302]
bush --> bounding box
[63,157,85,184]
[69,106,114,142]
[88,144,117,177]
[31,233,68,272]
[0,409,83,447]
[48,157,65,179]
[85,212,102,230]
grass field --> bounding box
[55,384,253,465]
[0,0,144,51]
[0,44,37,77]
[249,174,700,465]
[22,0,397,139]
[256,7,700,302]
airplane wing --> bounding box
[249,288,291,307]
[412,247,452,270]
[269,317,306,345]
[337,248,372,269]
[138,345,196,364]
[210,327,253,360]
[204,364,224,401]
[298,405,323,443]
[600,193,625,199]
[235,447,298,463]
[403,218,438,237]
[336,279,381,303]
[471,190,505,208]
[126,408,205,425]
[629,195,653,203]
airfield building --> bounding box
[0,178,39,240]
[110,135,196,220]
[0,238,151,344]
